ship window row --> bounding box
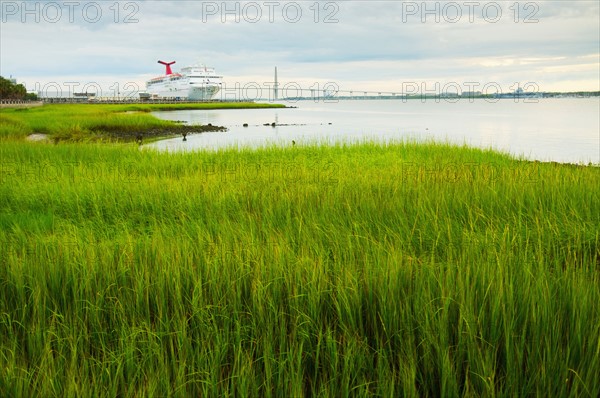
[148,76,223,85]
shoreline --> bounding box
[0,102,285,142]
[3,102,597,166]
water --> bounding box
[147,98,600,164]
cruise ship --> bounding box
[142,60,223,100]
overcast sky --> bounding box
[1,0,598,97]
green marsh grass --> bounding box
[0,102,284,141]
[0,140,599,396]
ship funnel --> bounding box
[158,60,176,75]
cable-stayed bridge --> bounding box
[36,67,543,103]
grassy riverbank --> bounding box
[1,139,599,396]
[0,102,284,142]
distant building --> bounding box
[73,92,96,98]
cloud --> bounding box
[1,0,598,92]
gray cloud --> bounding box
[1,0,598,92]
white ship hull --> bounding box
[145,62,223,100]
[151,84,221,100]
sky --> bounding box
[1,0,599,98]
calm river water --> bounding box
[147,98,599,164]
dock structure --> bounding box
[0,100,44,108]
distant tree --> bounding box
[0,76,13,99]
[13,83,26,99]
[0,76,29,100]
[25,92,39,100]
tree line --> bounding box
[0,76,38,100]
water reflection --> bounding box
[146,98,599,164]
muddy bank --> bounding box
[49,124,228,143]
[106,124,227,142]
[26,133,50,142]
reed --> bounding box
[1,140,598,396]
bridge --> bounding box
[25,81,496,104]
